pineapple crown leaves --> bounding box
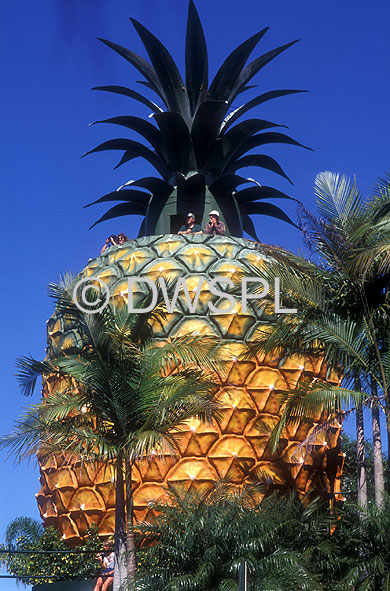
[83,1,309,238]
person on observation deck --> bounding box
[117,232,130,244]
[100,235,118,254]
[204,210,225,235]
[178,212,203,234]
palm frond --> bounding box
[314,171,366,227]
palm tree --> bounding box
[1,280,221,591]
[347,172,390,280]
[331,495,390,590]
[346,174,390,480]
[136,483,326,591]
[244,171,390,507]
[303,172,389,508]
[0,518,101,586]
[246,273,370,506]
[340,433,389,502]
[3,516,43,549]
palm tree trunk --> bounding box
[371,380,385,508]
[355,375,367,508]
[125,457,137,591]
[356,400,367,507]
[386,400,390,492]
[114,456,127,591]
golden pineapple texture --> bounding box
[38,234,344,543]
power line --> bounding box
[0,575,94,579]
[0,549,97,554]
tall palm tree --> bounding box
[245,264,370,505]
[245,171,390,507]
[1,280,221,591]
[346,174,390,476]
[306,172,389,508]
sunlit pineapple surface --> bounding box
[38,2,343,542]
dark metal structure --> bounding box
[85,1,308,238]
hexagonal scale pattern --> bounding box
[39,235,344,543]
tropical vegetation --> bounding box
[136,485,326,591]
[135,482,390,590]
[5,471,390,589]
[341,433,389,503]
[36,1,343,544]
[6,0,390,588]
[245,171,390,508]
[1,278,220,591]
[0,517,101,586]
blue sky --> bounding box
[1,0,390,588]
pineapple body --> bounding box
[38,234,344,543]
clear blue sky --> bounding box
[1,1,390,588]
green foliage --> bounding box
[341,433,390,502]
[243,171,390,516]
[3,277,221,589]
[4,516,43,548]
[134,484,390,590]
[7,280,220,466]
[330,498,390,590]
[136,485,330,591]
[0,520,102,586]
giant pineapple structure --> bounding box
[37,2,344,543]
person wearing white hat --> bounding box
[205,210,226,235]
